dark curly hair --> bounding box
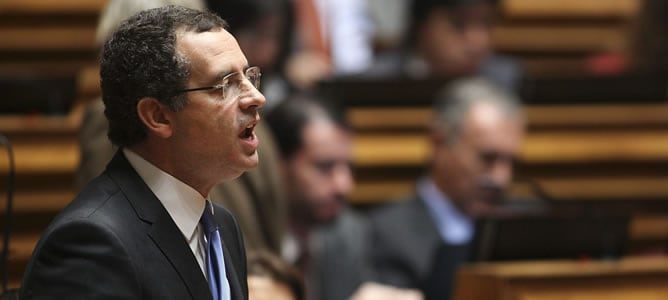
[100,5,227,147]
[265,93,350,160]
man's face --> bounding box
[432,103,524,217]
[285,119,354,224]
[170,29,266,187]
[419,3,493,76]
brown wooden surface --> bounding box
[493,0,638,74]
[0,27,96,51]
[501,0,640,19]
[0,0,656,290]
[349,105,668,131]
[493,25,626,53]
[454,256,668,300]
[0,0,107,14]
[353,131,668,167]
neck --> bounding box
[127,143,213,197]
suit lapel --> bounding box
[407,196,446,272]
[105,151,212,300]
[149,212,212,300]
[212,205,246,299]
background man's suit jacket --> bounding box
[21,151,248,299]
[310,208,371,300]
[368,194,470,300]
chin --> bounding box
[240,151,260,169]
[315,203,343,224]
[315,213,339,225]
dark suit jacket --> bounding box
[77,99,286,254]
[310,208,371,300]
[368,193,470,300]
[21,151,248,299]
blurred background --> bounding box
[0,0,667,298]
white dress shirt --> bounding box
[123,149,208,275]
[417,177,474,245]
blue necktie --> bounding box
[200,202,231,300]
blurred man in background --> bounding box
[266,95,423,300]
[368,78,526,300]
[266,95,364,300]
[369,0,520,91]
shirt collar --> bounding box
[417,176,474,245]
[123,149,206,241]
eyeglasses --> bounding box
[177,66,261,99]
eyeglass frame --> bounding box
[176,66,261,98]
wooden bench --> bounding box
[0,103,84,289]
[326,73,668,253]
[454,256,668,300]
[493,0,641,74]
[0,0,103,75]
[349,104,668,204]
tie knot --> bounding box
[200,202,217,233]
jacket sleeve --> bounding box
[20,220,142,299]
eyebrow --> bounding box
[213,64,251,83]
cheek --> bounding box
[288,161,320,199]
[452,152,481,186]
[302,171,330,201]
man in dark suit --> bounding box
[265,96,423,300]
[367,0,521,92]
[368,78,526,300]
[20,6,265,299]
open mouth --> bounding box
[240,124,255,139]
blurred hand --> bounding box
[349,282,424,300]
[285,51,332,90]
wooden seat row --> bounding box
[0,0,642,76]
[0,0,653,290]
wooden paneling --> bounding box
[502,0,640,19]
[0,0,107,14]
[493,25,626,53]
[454,257,668,300]
[0,27,96,51]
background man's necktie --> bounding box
[201,202,231,300]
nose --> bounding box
[332,163,354,197]
[239,81,266,111]
[488,158,513,190]
[465,26,491,59]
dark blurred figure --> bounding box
[285,0,375,90]
[265,95,367,300]
[369,0,520,91]
[266,95,423,300]
[629,0,668,73]
[0,290,18,300]
[209,0,374,94]
[588,0,668,75]
[367,78,526,300]
[207,0,294,107]
[247,250,304,300]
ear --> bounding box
[136,97,173,139]
[430,123,448,148]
